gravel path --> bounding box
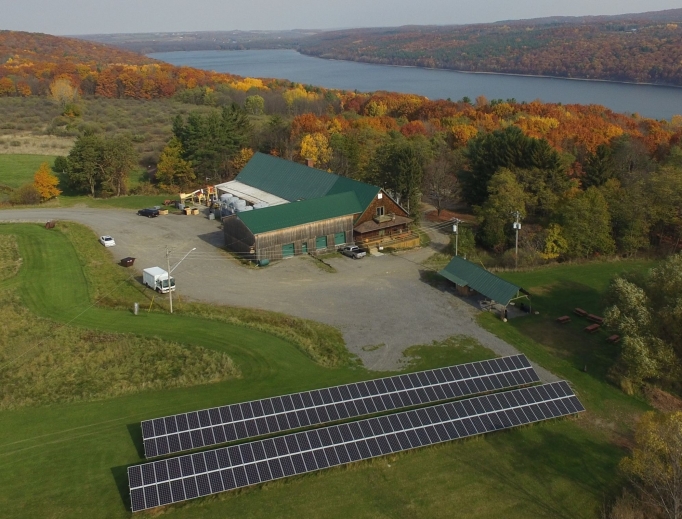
[0,207,557,381]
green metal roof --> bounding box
[237,191,364,235]
[439,256,524,306]
[237,152,380,206]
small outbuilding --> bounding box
[439,256,530,312]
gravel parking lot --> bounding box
[0,207,556,380]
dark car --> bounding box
[138,208,160,218]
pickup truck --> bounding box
[341,245,366,259]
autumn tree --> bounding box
[244,95,265,115]
[462,126,562,206]
[66,134,138,196]
[604,254,682,388]
[556,187,615,258]
[156,138,196,192]
[371,139,425,217]
[66,135,103,197]
[475,168,529,252]
[299,133,332,168]
[33,162,61,201]
[329,132,361,178]
[99,135,138,196]
[620,411,682,519]
[50,78,80,115]
[422,146,461,215]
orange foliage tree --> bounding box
[33,162,61,201]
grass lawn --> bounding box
[477,260,655,440]
[0,154,56,188]
[0,226,645,519]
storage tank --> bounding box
[253,202,269,210]
[220,193,232,201]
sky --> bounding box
[1,0,681,35]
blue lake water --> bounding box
[150,49,682,120]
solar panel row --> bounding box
[142,354,539,458]
[129,381,583,512]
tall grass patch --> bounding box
[0,234,21,280]
[0,290,239,410]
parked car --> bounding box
[99,235,116,247]
[341,245,366,259]
[138,208,160,218]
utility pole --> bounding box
[512,210,522,270]
[166,246,173,314]
[452,218,462,256]
[166,246,197,314]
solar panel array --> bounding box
[142,354,539,458]
[129,381,584,512]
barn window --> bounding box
[376,206,385,216]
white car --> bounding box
[99,235,116,247]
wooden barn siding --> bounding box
[355,190,409,227]
[254,215,354,261]
[223,216,256,258]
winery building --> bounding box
[219,153,413,261]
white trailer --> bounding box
[142,267,175,293]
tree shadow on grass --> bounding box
[461,422,621,519]
[110,464,132,512]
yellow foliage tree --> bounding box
[230,148,255,173]
[451,124,478,145]
[300,133,332,168]
[33,162,61,201]
[49,78,78,108]
[620,411,682,519]
[539,223,568,260]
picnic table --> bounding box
[574,308,588,317]
[606,334,621,343]
[556,315,571,324]
[584,324,600,333]
[588,314,604,324]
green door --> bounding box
[334,232,346,247]
[302,243,308,254]
[315,236,328,250]
[282,243,295,258]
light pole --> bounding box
[165,246,196,314]
[511,211,522,270]
[452,218,462,256]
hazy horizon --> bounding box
[1,0,681,36]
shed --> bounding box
[438,256,529,308]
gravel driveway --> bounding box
[0,207,556,380]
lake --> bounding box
[150,49,682,120]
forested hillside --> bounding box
[0,30,266,99]
[2,30,681,266]
[297,10,682,86]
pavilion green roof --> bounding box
[439,256,525,306]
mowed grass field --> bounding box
[0,154,170,208]
[0,223,648,519]
[0,154,56,188]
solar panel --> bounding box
[129,381,584,512]
[141,355,539,458]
